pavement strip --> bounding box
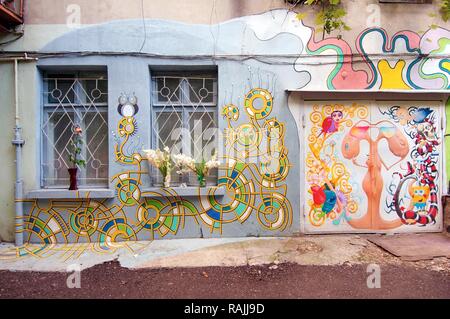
[0,234,449,274]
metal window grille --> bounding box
[41,72,108,188]
[151,73,218,162]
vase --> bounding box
[199,175,206,187]
[188,172,200,187]
[169,171,181,187]
[188,172,207,187]
[153,169,180,188]
[206,168,218,186]
[153,170,165,187]
[68,168,78,190]
[206,175,217,186]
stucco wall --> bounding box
[0,0,445,52]
[0,61,40,242]
[0,63,15,242]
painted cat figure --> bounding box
[409,184,430,212]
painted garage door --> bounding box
[303,100,443,233]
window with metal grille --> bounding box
[41,71,108,188]
[151,72,218,162]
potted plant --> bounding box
[143,147,173,188]
[68,125,86,190]
[173,153,220,187]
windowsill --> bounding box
[25,189,115,199]
[141,186,225,197]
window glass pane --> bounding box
[188,111,217,161]
[82,110,109,186]
[45,77,76,104]
[151,72,218,180]
[42,111,76,187]
[154,77,181,104]
[79,78,108,104]
[188,78,215,104]
[156,111,183,153]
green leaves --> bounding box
[68,134,86,168]
[292,0,349,38]
[194,159,207,177]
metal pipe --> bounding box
[0,54,37,63]
[5,54,36,246]
[11,58,24,246]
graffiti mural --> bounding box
[305,102,369,229]
[20,87,292,248]
[304,101,443,232]
[305,27,450,90]
[380,104,441,226]
[220,89,292,232]
[4,10,446,248]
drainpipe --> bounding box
[1,54,37,246]
[11,58,25,246]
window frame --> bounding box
[40,70,109,189]
[150,72,219,159]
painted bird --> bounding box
[318,110,343,138]
[412,108,433,124]
[322,190,337,214]
[310,185,326,205]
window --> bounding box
[151,72,218,162]
[41,71,108,188]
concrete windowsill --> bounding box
[141,186,225,197]
[25,189,115,199]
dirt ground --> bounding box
[1,236,449,299]
[0,259,449,299]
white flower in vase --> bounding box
[205,152,221,172]
[173,153,195,175]
[142,147,173,187]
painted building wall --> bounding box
[0,0,448,243]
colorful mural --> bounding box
[304,101,442,232]
[3,10,446,247]
[20,88,292,246]
[380,105,441,226]
[305,102,369,228]
[305,27,450,90]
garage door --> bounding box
[303,100,443,233]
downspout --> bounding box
[0,54,37,246]
[11,58,25,246]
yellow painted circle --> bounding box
[244,88,273,120]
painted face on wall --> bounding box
[331,110,343,123]
[319,110,344,138]
[410,184,430,210]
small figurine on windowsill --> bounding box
[68,125,86,190]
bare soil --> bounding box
[0,261,449,299]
